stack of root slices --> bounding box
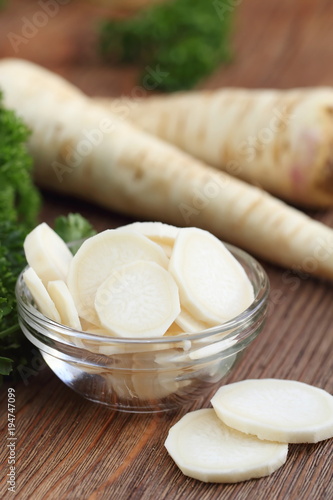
[165,378,333,483]
[22,221,254,339]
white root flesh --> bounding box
[67,229,168,325]
[23,267,61,323]
[24,222,73,285]
[165,408,288,483]
[94,260,180,338]
[169,227,254,325]
[2,59,333,278]
[95,88,333,208]
[47,280,82,330]
[211,379,333,443]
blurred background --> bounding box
[1,0,333,230]
[1,0,332,98]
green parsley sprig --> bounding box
[0,91,41,382]
[0,91,96,383]
[99,0,234,92]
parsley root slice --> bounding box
[120,221,179,257]
[67,229,168,325]
[164,408,288,483]
[211,379,333,443]
[4,59,333,278]
[23,267,61,323]
[24,222,73,285]
[95,87,333,208]
[47,280,82,330]
[169,227,254,325]
[174,307,210,334]
[94,260,180,338]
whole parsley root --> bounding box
[96,87,333,208]
[3,59,333,282]
[99,0,234,92]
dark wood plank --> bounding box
[1,1,333,499]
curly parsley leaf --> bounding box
[99,0,235,92]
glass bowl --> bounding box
[15,244,269,413]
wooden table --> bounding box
[1,1,333,498]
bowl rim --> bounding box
[15,242,270,346]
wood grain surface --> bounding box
[1,1,333,499]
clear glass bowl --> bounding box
[15,244,269,413]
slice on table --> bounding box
[23,267,61,323]
[165,408,288,483]
[67,229,169,324]
[211,379,333,443]
[94,260,180,338]
[47,280,82,330]
[24,222,73,285]
[169,227,254,325]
